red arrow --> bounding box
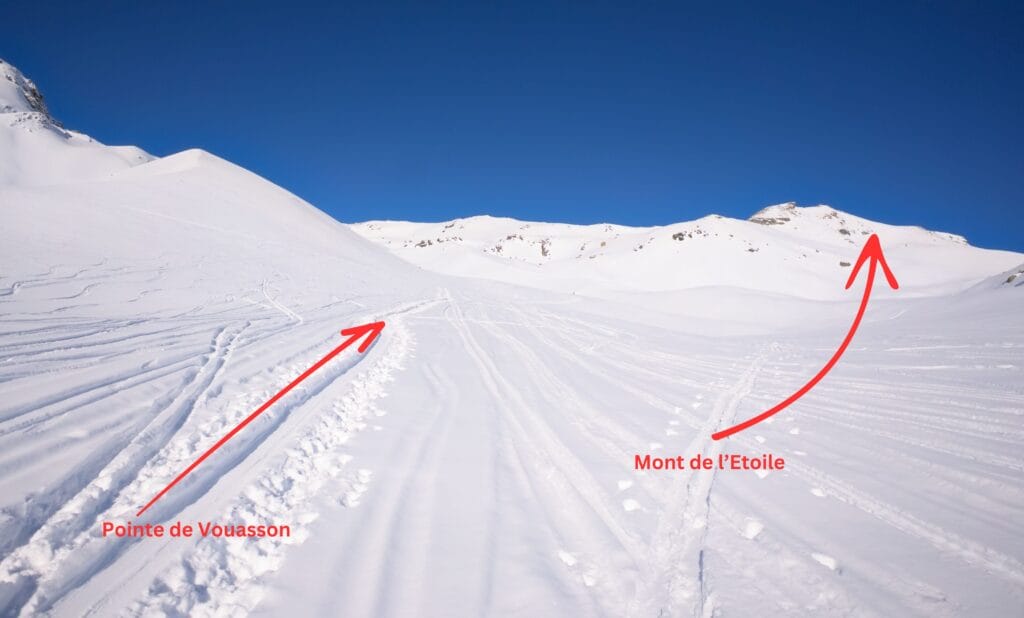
[712,235,898,440]
[136,321,386,517]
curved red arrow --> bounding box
[712,235,898,440]
[136,321,385,517]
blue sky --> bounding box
[5,2,1022,250]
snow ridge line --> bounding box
[124,317,412,617]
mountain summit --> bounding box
[0,59,60,125]
[0,59,153,186]
[748,202,967,245]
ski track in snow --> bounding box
[0,289,436,616]
[1,281,1022,616]
[629,349,765,617]
[0,282,1019,613]
[121,316,415,617]
[447,291,646,609]
[0,321,246,559]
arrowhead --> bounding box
[845,234,899,290]
[340,320,386,352]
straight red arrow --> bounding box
[136,321,386,517]
[712,234,898,440]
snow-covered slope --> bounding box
[2,60,1022,617]
[353,204,1022,299]
[0,60,436,615]
[978,262,1024,290]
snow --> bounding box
[0,59,153,186]
[1,59,1023,616]
[351,204,1022,301]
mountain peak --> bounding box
[749,202,832,225]
[0,58,155,186]
[749,202,969,246]
[0,58,62,129]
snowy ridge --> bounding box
[352,204,1022,300]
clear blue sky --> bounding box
[5,2,1022,250]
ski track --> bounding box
[0,279,1021,616]
[0,296,436,616]
[447,292,650,611]
[514,301,1024,614]
[121,317,413,617]
[364,361,455,617]
[629,349,765,618]
[713,389,1024,592]
[782,455,1024,588]
[0,322,255,562]
[0,323,246,614]
[0,322,247,577]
